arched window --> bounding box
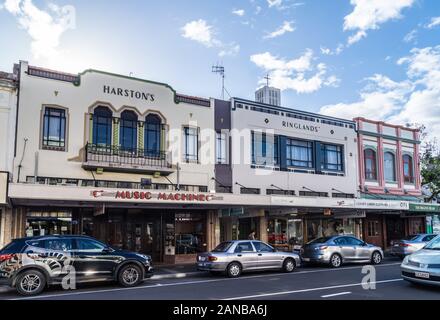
[144,114,162,157]
[93,106,112,147]
[120,110,138,152]
[403,154,414,183]
[384,152,396,182]
[364,149,377,180]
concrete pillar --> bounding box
[259,211,268,243]
[88,114,93,144]
[138,122,144,150]
[113,118,120,148]
[206,210,221,251]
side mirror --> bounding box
[363,242,368,246]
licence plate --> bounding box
[198,263,207,267]
[415,272,430,279]
[302,258,310,262]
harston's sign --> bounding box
[91,190,218,202]
[103,85,155,102]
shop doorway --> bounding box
[238,217,260,240]
[386,216,405,246]
[364,217,383,248]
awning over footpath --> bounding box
[361,193,423,203]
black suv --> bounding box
[0,235,154,296]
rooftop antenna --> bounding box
[212,64,226,100]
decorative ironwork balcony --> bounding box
[83,143,174,175]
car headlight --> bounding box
[136,253,151,261]
[402,255,410,265]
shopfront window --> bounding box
[307,218,355,241]
[175,213,206,254]
[26,211,72,237]
[268,218,303,248]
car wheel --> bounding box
[118,264,143,287]
[15,269,46,296]
[330,254,342,268]
[283,258,296,273]
[227,262,242,278]
[371,251,382,265]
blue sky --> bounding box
[1,0,440,135]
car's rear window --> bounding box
[212,242,233,252]
[403,235,419,241]
[308,237,333,244]
[0,240,24,254]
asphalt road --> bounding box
[1,258,439,300]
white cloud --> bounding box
[267,0,283,8]
[181,19,221,48]
[232,9,245,17]
[426,16,440,29]
[266,0,303,10]
[320,43,344,56]
[181,19,239,57]
[344,0,415,45]
[219,44,240,57]
[320,45,440,138]
[2,0,75,60]
[250,50,340,94]
[403,29,417,43]
[264,21,295,39]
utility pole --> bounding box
[212,64,225,100]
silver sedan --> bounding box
[197,240,301,277]
[391,234,437,258]
[401,235,440,286]
[300,235,384,268]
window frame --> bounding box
[285,138,314,169]
[251,131,279,167]
[216,131,228,164]
[144,114,162,157]
[364,148,377,181]
[384,151,397,183]
[402,154,414,184]
[119,110,139,152]
[92,106,113,148]
[183,126,199,162]
[41,106,68,151]
[320,143,344,172]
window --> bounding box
[234,242,255,253]
[183,127,198,161]
[240,187,261,195]
[266,189,295,196]
[423,235,436,242]
[252,242,274,252]
[367,221,380,237]
[403,154,414,183]
[384,152,396,182]
[212,242,233,252]
[286,139,313,168]
[120,110,138,151]
[145,114,162,157]
[321,144,343,171]
[333,237,348,245]
[76,239,106,252]
[251,132,278,166]
[93,106,112,147]
[216,132,227,164]
[175,213,206,254]
[45,239,73,252]
[42,107,66,149]
[332,193,355,199]
[364,149,377,180]
[299,191,328,197]
[344,237,364,246]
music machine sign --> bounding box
[91,190,223,202]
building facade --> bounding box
[355,118,427,248]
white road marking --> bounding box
[224,279,404,300]
[9,262,401,300]
[321,291,352,298]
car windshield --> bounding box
[308,237,333,244]
[402,235,419,241]
[424,236,440,250]
[212,242,233,252]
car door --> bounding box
[348,237,371,260]
[334,237,356,261]
[253,241,283,269]
[39,238,75,282]
[233,242,259,271]
[72,238,120,280]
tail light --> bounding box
[208,256,218,262]
[400,243,412,247]
[0,254,13,262]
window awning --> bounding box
[361,193,423,203]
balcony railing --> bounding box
[83,143,174,175]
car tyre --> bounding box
[282,258,296,273]
[371,251,382,265]
[227,262,242,278]
[329,253,342,268]
[15,269,46,296]
[118,264,143,287]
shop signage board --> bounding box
[354,199,409,210]
[408,203,440,213]
[270,196,355,208]
[0,172,8,205]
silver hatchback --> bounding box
[391,234,437,258]
[197,240,301,277]
[301,235,384,268]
